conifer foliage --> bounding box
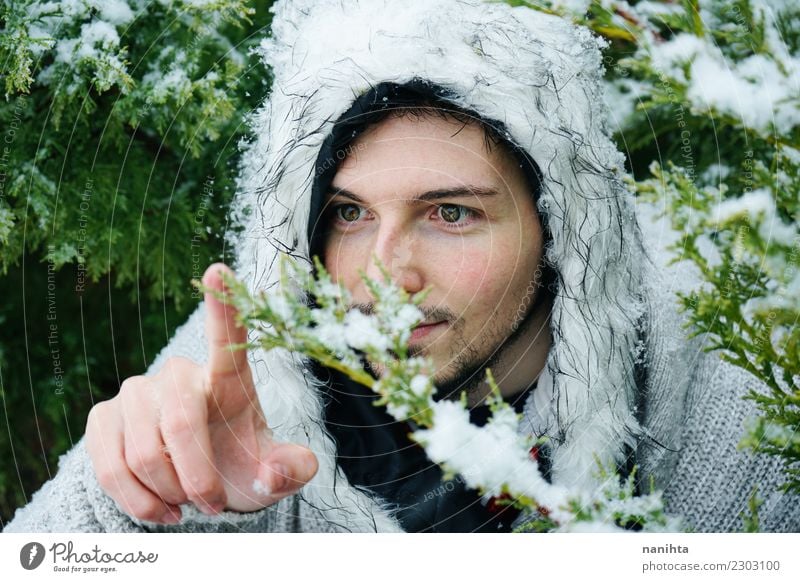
[1,0,797,527]
[528,0,799,494]
[0,0,272,522]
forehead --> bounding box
[329,114,518,198]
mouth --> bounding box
[409,321,448,344]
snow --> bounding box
[763,420,800,444]
[550,0,592,14]
[689,52,800,134]
[701,163,732,185]
[91,0,135,25]
[144,68,192,101]
[630,1,800,136]
[759,209,797,246]
[316,279,346,302]
[77,20,120,54]
[385,303,424,334]
[26,26,56,57]
[743,295,790,320]
[54,39,79,64]
[266,294,294,321]
[252,478,271,496]
[409,374,429,396]
[53,20,121,63]
[780,146,800,165]
[602,78,646,133]
[246,255,672,530]
[24,0,248,97]
[56,0,91,20]
[309,311,349,354]
[711,188,774,223]
[488,404,520,431]
[413,399,543,500]
[711,188,798,246]
[648,34,706,83]
[28,1,64,19]
[343,309,390,352]
[386,402,410,420]
[633,1,685,17]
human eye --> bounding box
[331,203,366,224]
[433,203,479,228]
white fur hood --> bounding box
[229,0,653,531]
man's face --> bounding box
[321,112,549,400]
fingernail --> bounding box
[271,463,289,492]
[303,454,318,477]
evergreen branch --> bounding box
[196,253,679,532]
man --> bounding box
[6,0,798,532]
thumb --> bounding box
[253,443,319,501]
[202,263,249,379]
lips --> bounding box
[410,321,447,343]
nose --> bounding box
[364,221,425,295]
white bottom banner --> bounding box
[2,533,798,581]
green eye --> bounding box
[335,204,362,222]
[438,204,468,223]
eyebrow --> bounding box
[327,186,501,205]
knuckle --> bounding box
[156,357,202,396]
[85,402,106,434]
[160,356,196,376]
[160,412,195,441]
[119,376,146,398]
[187,480,221,504]
[85,404,119,457]
[205,368,232,388]
[206,365,251,391]
[126,498,164,522]
[126,449,162,477]
[94,465,120,492]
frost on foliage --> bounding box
[343,310,390,353]
[648,1,797,136]
[545,0,800,138]
[2,0,252,99]
[687,52,800,134]
[585,0,800,494]
[0,0,262,287]
[199,254,677,532]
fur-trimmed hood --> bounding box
[230,0,652,531]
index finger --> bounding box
[202,263,249,379]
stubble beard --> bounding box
[411,286,544,405]
[355,271,549,405]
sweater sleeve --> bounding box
[3,302,303,533]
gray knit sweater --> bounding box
[5,0,799,533]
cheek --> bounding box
[443,241,537,316]
[322,238,355,286]
[322,235,375,296]
[436,245,500,310]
